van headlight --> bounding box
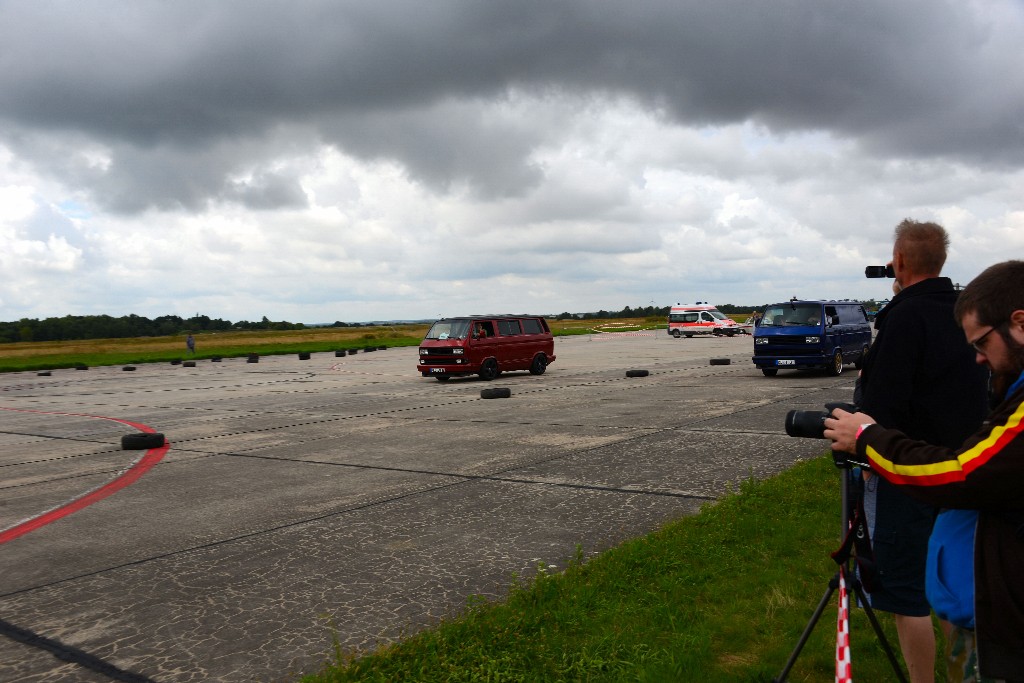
[755,337,768,345]
[419,348,428,355]
[805,336,820,344]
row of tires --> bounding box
[36,348,388,375]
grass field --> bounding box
[301,457,929,682]
[0,316,754,373]
[0,318,682,372]
[0,325,428,372]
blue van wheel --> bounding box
[854,345,869,369]
[827,349,844,376]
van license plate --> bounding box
[776,360,796,366]
[430,368,446,373]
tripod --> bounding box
[774,466,907,682]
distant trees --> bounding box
[553,303,773,321]
[555,305,671,320]
[0,313,305,344]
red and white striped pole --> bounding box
[835,567,852,682]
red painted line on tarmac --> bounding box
[0,407,169,545]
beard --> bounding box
[990,334,1024,401]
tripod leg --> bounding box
[774,573,839,683]
[850,582,908,683]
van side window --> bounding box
[521,318,543,334]
[840,306,868,324]
[824,306,838,324]
[497,319,522,336]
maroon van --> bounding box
[417,315,556,381]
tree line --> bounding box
[0,313,333,344]
[552,303,766,321]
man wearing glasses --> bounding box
[826,260,1024,681]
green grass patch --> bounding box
[1,317,661,372]
[303,457,932,682]
[0,329,425,373]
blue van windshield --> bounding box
[760,304,822,327]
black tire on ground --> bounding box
[854,345,869,370]
[183,360,196,367]
[364,346,376,352]
[435,376,450,382]
[121,432,166,450]
[298,352,311,360]
[349,349,358,355]
[529,353,547,375]
[828,349,844,376]
[710,358,731,366]
[762,368,778,377]
[171,359,182,365]
[480,387,511,399]
[626,369,650,377]
[247,354,259,363]
[37,371,51,376]
[123,366,136,371]
[335,350,346,357]
[378,345,387,351]
[212,356,222,362]
[478,358,499,381]
[75,364,88,370]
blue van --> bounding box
[751,300,872,376]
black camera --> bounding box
[865,264,895,278]
[786,402,870,469]
[785,402,858,440]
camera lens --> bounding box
[785,410,828,439]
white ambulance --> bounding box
[667,302,745,338]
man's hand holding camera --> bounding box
[823,408,876,457]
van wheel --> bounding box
[671,330,681,338]
[761,368,778,377]
[828,349,844,376]
[854,345,869,370]
[478,358,499,381]
[529,354,547,375]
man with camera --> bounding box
[854,220,989,682]
[825,259,1024,681]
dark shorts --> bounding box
[862,475,936,617]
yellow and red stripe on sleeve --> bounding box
[866,400,1024,486]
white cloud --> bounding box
[1,2,1023,322]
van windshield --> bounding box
[760,304,822,327]
[425,319,471,340]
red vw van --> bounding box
[417,315,556,381]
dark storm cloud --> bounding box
[1,0,1021,212]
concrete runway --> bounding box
[0,333,857,682]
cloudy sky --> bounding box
[2,1,1023,323]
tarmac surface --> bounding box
[0,332,857,682]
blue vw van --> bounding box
[751,300,872,376]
